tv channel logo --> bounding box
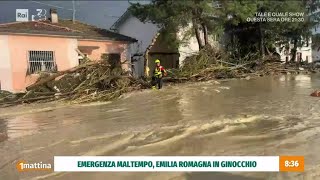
[16,9,29,22]
[32,9,47,21]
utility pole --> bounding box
[72,0,76,24]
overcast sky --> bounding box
[0,1,137,29]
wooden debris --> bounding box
[1,49,319,107]
[0,61,150,107]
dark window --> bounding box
[28,51,57,74]
[101,53,121,69]
[78,53,88,65]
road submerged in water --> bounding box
[1,74,320,180]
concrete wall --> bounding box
[0,35,13,91]
[116,15,159,76]
[7,35,79,92]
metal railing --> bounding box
[27,51,57,74]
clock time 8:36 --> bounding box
[285,160,299,167]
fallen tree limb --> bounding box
[216,60,237,67]
[0,96,55,106]
[26,62,97,91]
[0,92,75,107]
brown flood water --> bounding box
[1,74,320,180]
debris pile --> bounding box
[1,48,319,107]
[179,46,228,77]
[0,61,150,107]
[168,48,317,82]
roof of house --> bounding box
[110,9,132,31]
[0,19,137,42]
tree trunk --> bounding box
[193,20,204,50]
[291,38,298,62]
[202,23,208,46]
[144,32,160,77]
[259,23,265,58]
[265,45,271,56]
[231,30,234,50]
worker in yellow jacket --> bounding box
[151,59,167,89]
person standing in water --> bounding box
[152,59,167,89]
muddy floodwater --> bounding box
[1,74,320,180]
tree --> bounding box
[130,0,320,63]
[222,0,320,61]
[129,0,219,50]
[220,1,259,59]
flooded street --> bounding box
[1,74,320,180]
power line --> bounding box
[28,1,74,11]
[28,0,76,22]
[104,15,121,18]
[27,0,122,23]
[27,1,121,17]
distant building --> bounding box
[110,9,159,77]
[275,38,312,63]
[0,10,136,92]
[110,9,219,77]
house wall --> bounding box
[148,53,179,73]
[68,39,79,67]
[177,23,218,67]
[0,35,13,91]
[297,46,312,62]
[78,40,130,71]
[7,35,78,92]
[147,33,179,73]
[178,36,200,67]
[116,15,159,77]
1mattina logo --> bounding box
[16,9,29,22]
[16,160,52,172]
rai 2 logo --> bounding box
[16,9,47,22]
